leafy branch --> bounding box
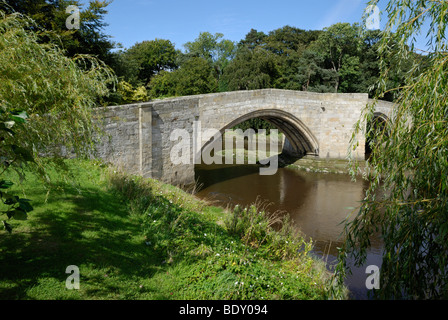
[0,110,34,233]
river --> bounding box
[194,163,383,300]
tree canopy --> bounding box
[118,39,179,87]
[143,24,417,101]
[3,0,117,64]
[4,1,418,104]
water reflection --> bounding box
[194,164,383,300]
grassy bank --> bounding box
[0,160,345,300]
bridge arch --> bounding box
[365,111,389,158]
[201,109,319,158]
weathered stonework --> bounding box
[94,89,395,185]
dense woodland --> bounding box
[3,0,425,106]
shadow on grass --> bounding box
[0,178,163,299]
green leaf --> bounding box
[9,111,29,124]
[0,180,14,189]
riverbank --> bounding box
[283,156,367,175]
[0,159,347,300]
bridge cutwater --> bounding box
[95,89,394,185]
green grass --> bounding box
[0,159,345,300]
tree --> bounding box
[148,57,217,98]
[334,0,448,299]
[172,57,217,96]
[147,70,177,98]
[264,25,320,56]
[294,48,339,93]
[238,28,267,50]
[262,26,322,90]
[222,46,280,91]
[119,39,179,87]
[338,55,361,93]
[113,81,148,104]
[0,10,116,232]
[183,32,236,88]
[315,23,362,92]
[350,30,382,96]
[3,0,117,65]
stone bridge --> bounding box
[96,89,395,185]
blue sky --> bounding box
[103,0,379,50]
[102,0,428,51]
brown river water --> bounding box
[194,163,383,299]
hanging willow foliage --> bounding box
[333,0,448,299]
[0,11,116,230]
[0,10,116,168]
